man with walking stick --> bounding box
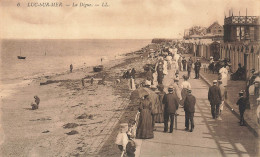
[163,86,180,133]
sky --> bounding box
[0,0,259,39]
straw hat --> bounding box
[168,86,174,91]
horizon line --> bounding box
[0,38,182,40]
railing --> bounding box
[224,16,259,25]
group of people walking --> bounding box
[135,51,198,140]
[116,43,249,156]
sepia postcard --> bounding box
[0,0,260,156]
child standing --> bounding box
[115,123,136,157]
[236,91,246,126]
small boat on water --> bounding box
[17,56,26,59]
[17,48,26,59]
[93,65,104,72]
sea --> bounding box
[0,39,151,98]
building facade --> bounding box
[207,21,224,35]
[224,15,260,42]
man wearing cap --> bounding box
[163,86,180,133]
[208,80,222,119]
[236,91,247,126]
[184,89,196,132]
[194,59,201,79]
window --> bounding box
[236,26,245,40]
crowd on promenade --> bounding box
[115,42,252,157]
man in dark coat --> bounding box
[208,80,222,119]
[163,86,180,133]
[184,89,196,132]
[194,59,201,79]
[237,90,247,126]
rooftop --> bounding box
[224,16,260,25]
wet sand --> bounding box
[0,50,150,157]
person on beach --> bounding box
[237,91,247,126]
[184,89,196,132]
[130,68,136,79]
[154,84,165,123]
[81,78,85,88]
[163,86,180,133]
[136,94,154,139]
[194,59,201,79]
[218,80,227,115]
[208,80,222,119]
[31,95,40,110]
[70,64,73,73]
[90,77,94,84]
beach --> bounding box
[0,39,151,156]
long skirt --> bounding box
[154,113,164,123]
[154,103,164,123]
[136,109,154,139]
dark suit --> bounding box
[184,94,196,130]
[208,85,222,118]
[163,92,179,132]
[237,97,246,125]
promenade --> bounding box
[136,68,259,157]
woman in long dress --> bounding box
[154,85,166,123]
[136,95,154,139]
